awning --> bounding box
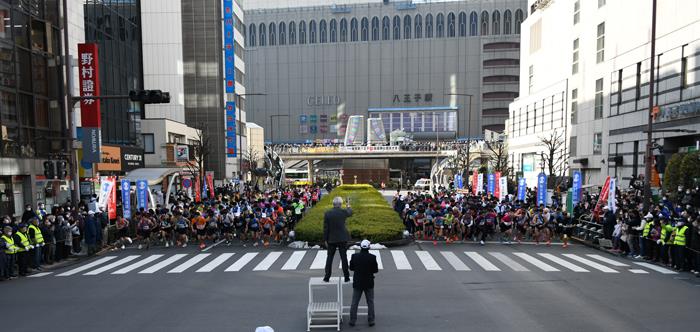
[123,168,190,186]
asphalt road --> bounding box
[3,241,699,332]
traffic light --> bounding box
[56,160,68,179]
[129,90,171,104]
[43,161,55,179]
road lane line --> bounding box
[585,254,630,267]
[254,251,283,271]
[281,251,306,270]
[629,269,649,274]
[57,256,117,276]
[139,254,188,274]
[84,255,141,275]
[112,255,163,274]
[537,253,589,272]
[201,239,226,252]
[464,252,500,271]
[225,252,258,272]
[168,254,211,273]
[340,250,354,268]
[633,262,678,274]
[29,272,53,278]
[489,252,529,271]
[310,250,327,269]
[369,250,383,269]
[441,251,470,271]
[415,251,442,270]
[562,254,618,273]
[197,253,235,272]
[391,250,412,270]
[513,253,559,272]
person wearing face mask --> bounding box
[27,218,44,270]
[13,224,33,276]
[36,202,47,221]
[671,218,689,271]
[1,226,19,280]
[21,204,38,224]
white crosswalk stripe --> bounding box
[310,250,327,270]
[225,252,258,272]
[254,252,283,271]
[391,250,412,270]
[465,252,500,271]
[112,255,163,274]
[489,252,529,271]
[586,254,630,267]
[84,255,141,275]
[562,254,618,273]
[633,262,677,274]
[197,253,235,272]
[441,251,470,271]
[415,251,442,270]
[139,254,187,274]
[57,256,117,276]
[29,272,53,278]
[629,269,649,274]
[369,250,383,269]
[513,253,559,272]
[340,250,354,268]
[537,253,589,272]
[168,254,211,273]
[281,251,306,270]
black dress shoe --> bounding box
[349,322,355,327]
[344,277,351,282]
[322,277,330,282]
[369,321,375,327]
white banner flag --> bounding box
[477,173,484,194]
[499,177,508,202]
[97,178,113,210]
[608,177,617,213]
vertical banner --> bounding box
[136,179,149,211]
[472,170,478,195]
[487,173,496,195]
[457,174,463,189]
[108,177,117,220]
[498,177,508,202]
[121,179,131,219]
[223,0,235,93]
[594,176,611,215]
[225,102,237,158]
[537,172,547,206]
[517,178,527,202]
[494,172,501,198]
[571,170,582,206]
[78,43,102,163]
[206,171,215,198]
[97,178,113,211]
[477,173,484,194]
[608,177,617,212]
[195,176,201,203]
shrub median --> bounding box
[295,184,404,243]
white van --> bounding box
[413,178,431,191]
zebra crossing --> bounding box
[47,249,679,278]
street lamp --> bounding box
[643,0,658,211]
[444,93,474,139]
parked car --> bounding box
[413,178,431,191]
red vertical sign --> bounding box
[472,170,478,195]
[494,172,501,198]
[195,176,201,203]
[78,43,101,127]
[206,172,215,198]
[108,177,117,220]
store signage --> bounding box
[121,147,144,171]
[307,95,341,106]
[175,145,190,162]
[656,101,700,122]
[223,0,235,93]
[78,43,102,163]
[225,102,237,157]
[96,145,121,171]
[393,93,433,104]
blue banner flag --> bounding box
[537,173,547,206]
[487,173,496,195]
[136,179,149,211]
[517,177,527,202]
[121,179,131,219]
[572,170,582,206]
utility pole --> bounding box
[62,0,80,204]
[643,0,657,212]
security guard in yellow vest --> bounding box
[1,226,19,279]
[28,218,44,270]
[656,217,674,265]
[641,213,654,258]
[672,219,689,271]
[13,224,33,276]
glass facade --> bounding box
[369,110,457,134]
[0,0,65,159]
[84,0,143,146]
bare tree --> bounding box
[484,139,509,176]
[183,124,210,194]
[446,139,479,175]
[241,146,264,186]
[538,130,570,190]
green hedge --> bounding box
[295,184,404,243]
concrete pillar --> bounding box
[307,160,315,184]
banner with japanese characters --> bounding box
[78,43,102,163]
[121,179,131,219]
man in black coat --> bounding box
[323,196,352,282]
[349,239,378,327]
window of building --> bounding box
[309,20,316,43]
[528,65,534,93]
[503,10,512,34]
[341,18,348,42]
[598,0,606,8]
[425,14,433,38]
[361,17,369,41]
[319,20,327,43]
[447,12,455,37]
[572,38,579,74]
[404,15,411,39]
[248,24,256,46]
[278,22,286,45]
[142,134,154,153]
[616,69,623,106]
[382,16,390,40]
[571,88,578,124]
[492,10,500,35]
[514,9,523,34]
[371,17,379,40]
[268,22,276,46]
[595,78,604,119]
[414,14,422,38]
[469,11,478,36]
[458,12,467,37]
[593,133,602,154]
[483,58,520,66]
[681,44,689,94]
[635,62,642,101]
[530,19,541,53]
[289,21,296,44]
[436,13,444,38]
[596,22,605,63]
[393,15,400,40]
[299,21,306,44]
[570,136,577,156]
[480,11,489,36]
[573,0,580,25]
[329,19,337,43]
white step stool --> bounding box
[307,277,342,331]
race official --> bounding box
[349,239,378,327]
[323,196,352,282]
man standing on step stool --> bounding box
[323,196,352,282]
[349,239,378,327]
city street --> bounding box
[3,242,698,332]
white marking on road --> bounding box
[369,250,383,269]
[281,251,306,270]
[168,254,211,273]
[513,253,559,272]
[489,252,529,271]
[537,253,589,272]
[586,254,630,267]
[112,255,163,274]
[340,250,354,268]
[84,255,141,275]
[29,272,53,278]
[415,251,442,270]
[201,239,226,252]
[254,251,283,271]
[464,252,500,271]
[225,252,258,272]
[310,250,327,270]
[563,254,618,273]
[629,269,649,274]
[197,253,235,272]
[57,256,117,276]
[633,262,678,275]
[139,254,188,274]
[441,251,470,271]
[391,250,412,270]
